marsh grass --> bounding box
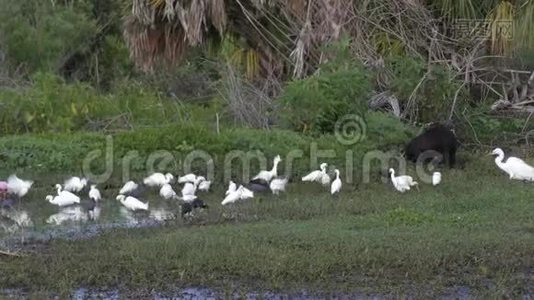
[1,156,534,297]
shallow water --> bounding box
[0,180,220,248]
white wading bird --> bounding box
[302,163,330,186]
[490,148,534,181]
[389,168,418,193]
[7,174,33,198]
[330,169,342,195]
[89,185,102,202]
[63,176,88,193]
[178,173,197,184]
[269,177,288,195]
[432,172,442,186]
[143,172,174,187]
[252,155,281,182]
[46,190,80,207]
[159,183,178,200]
[119,181,138,195]
[197,176,211,192]
[116,195,149,211]
[221,185,254,205]
[225,181,237,196]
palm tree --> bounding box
[122,0,534,78]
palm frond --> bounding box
[486,0,514,55]
[515,0,534,51]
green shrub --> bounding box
[0,72,193,134]
[0,0,96,73]
[388,56,464,122]
[279,38,372,134]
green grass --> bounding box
[0,111,413,177]
[1,157,534,297]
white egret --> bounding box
[432,172,442,186]
[89,185,101,202]
[181,181,197,197]
[7,174,33,198]
[160,183,178,200]
[197,176,211,192]
[116,195,149,211]
[252,155,281,182]
[46,192,80,207]
[55,184,82,202]
[63,176,88,193]
[302,163,330,186]
[330,169,342,195]
[178,173,197,184]
[225,180,237,196]
[143,172,174,187]
[490,148,534,181]
[270,177,288,195]
[389,168,418,193]
[180,194,198,202]
[221,185,254,205]
[119,181,138,195]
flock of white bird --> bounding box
[1,147,533,222]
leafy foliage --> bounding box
[279,42,372,134]
[0,72,187,134]
[388,56,464,122]
[0,0,96,73]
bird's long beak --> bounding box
[486,152,493,156]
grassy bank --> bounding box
[0,111,414,179]
[1,157,534,297]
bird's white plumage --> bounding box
[389,168,418,193]
[63,177,87,193]
[252,155,281,182]
[197,176,211,192]
[7,174,33,198]
[240,186,254,199]
[46,191,80,207]
[178,173,197,183]
[180,194,198,202]
[116,195,148,211]
[330,169,342,195]
[221,188,241,205]
[143,173,174,187]
[221,185,254,205]
[119,181,138,194]
[181,182,197,197]
[55,184,82,202]
[225,181,237,196]
[159,183,178,200]
[89,185,101,201]
[432,172,442,186]
[491,148,534,181]
[302,163,330,186]
[270,177,288,195]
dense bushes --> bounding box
[387,56,464,122]
[279,52,372,134]
[0,72,189,133]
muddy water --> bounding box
[0,180,219,249]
